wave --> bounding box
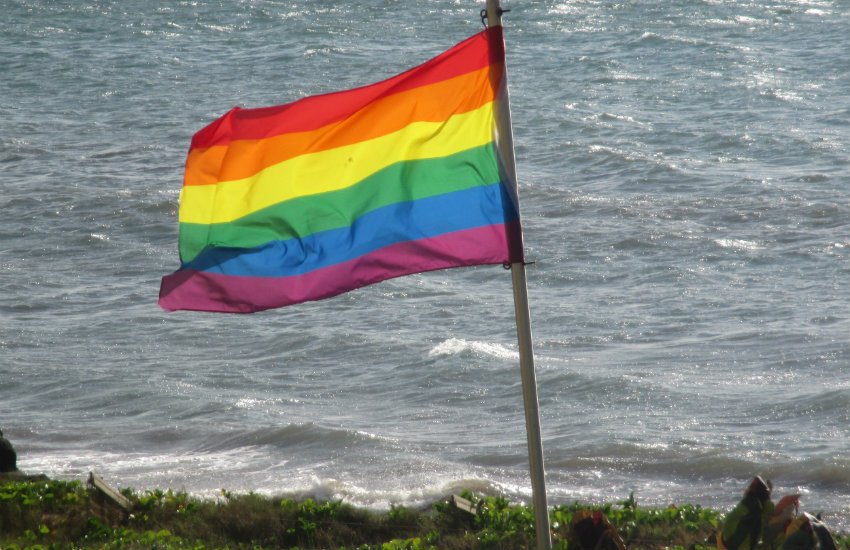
[193,424,397,455]
[714,238,764,251]
[428,338,518,361]
[542,442,850,493]
[742,389,850,425]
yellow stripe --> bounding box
[179,103,495,225]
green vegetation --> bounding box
[1,477,847,550]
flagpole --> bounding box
[486,1,552,549]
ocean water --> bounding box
[2,0,849,536]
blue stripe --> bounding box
[181,182,518,278]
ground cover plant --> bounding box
[1,476,848,550]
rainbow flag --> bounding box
[159,26,524,313]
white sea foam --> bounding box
[428,338,518,361]
[714,238,764,250]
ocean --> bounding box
[2,0,849,535]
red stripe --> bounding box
[189,26,504,149]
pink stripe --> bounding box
[159,223,520,313]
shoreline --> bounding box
[2,472,848,550]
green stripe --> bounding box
[178,143,500,262]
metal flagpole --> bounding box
[485,1,552,549]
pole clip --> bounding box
[480,7,511,28]
[502,260,534,270]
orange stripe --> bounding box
[183,64,501,187]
